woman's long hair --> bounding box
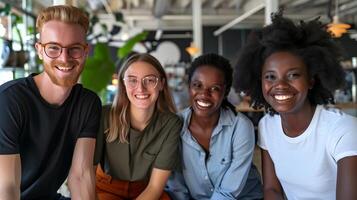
[106,53,177,143]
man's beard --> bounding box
[44,60,83,87]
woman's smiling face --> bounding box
[189,65,226,117]
[123,61,163,112]
[261,51,313,115]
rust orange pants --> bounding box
[96,165,171,200]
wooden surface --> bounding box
[333,102,357,109]
[236,101,357,112]
[235,100,263,112]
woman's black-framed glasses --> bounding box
[123,75,160,89]
[39,42,88,59]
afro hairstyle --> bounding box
[233,11,346,114]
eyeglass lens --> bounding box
[44,43,86,59]
[124,75,159,89]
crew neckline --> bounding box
[27,73,77,109]
[279,105,322,143]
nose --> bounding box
[56,48,70,62]
[136,80,147,91]
[198,87,211,97]
[274,78,290,89]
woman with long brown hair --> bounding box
[94,53,182,200]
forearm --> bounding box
[0,185,20,200]
[264,189,285,200]
[68,169,96,200]
[136,185,163,200]
[166,174,191,200]
[0,155,21,200]
[337,156,357,200]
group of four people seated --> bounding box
[0,5,356,200]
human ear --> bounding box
[84,44,90,57]
[34,42,44,60]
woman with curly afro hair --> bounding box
[233,12,357,200]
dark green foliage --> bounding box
[81,43,115,93]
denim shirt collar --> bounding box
[179,107,235,139]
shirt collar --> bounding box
[180,107,236,137]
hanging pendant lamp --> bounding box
[327,0,351,38]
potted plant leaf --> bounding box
[0,3,28,68]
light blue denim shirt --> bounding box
[166,107,263,200]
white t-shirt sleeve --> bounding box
[257,116,269,150]
[330,115,357,162]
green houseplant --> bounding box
[0,3,28,67]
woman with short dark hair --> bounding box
[166,53,263,200]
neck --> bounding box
[33,73,73,106]
[190,109,220,130]
[280,102,316,137]
[130,105,155,131]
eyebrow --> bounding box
[263,67,302,73]
[191,80,224,86]
[125,74,159,78]
[42,42,86,47]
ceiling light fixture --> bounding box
[327,0,351,38]
[185,42,199,57]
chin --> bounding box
[193,109,213,117]
[55,76,79,87]
[133,103,155,110]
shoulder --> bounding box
[320,106,357,135]
[0,78,29,107]
[153,111,183,137]
[157,111,182,126]
[235,111,254,127]
[320,105,355,122]
[217,109,255,145]
[220,108,254,129]
[257,113,281,140]
[258,113,279,128]
[72,85,101,108]
[0,77,27,95]
[76,85,100,101]
[318,106,357,160]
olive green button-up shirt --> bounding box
[94,106,182,181]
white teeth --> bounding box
[196,100,212,107]
[56,66,73,72]
[135,94,149,99]
[274,95,293,101]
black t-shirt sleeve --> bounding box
[94,105,111,165]
[79,93,102,138]
[0,93,22,154]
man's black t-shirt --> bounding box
[0,74,101,199]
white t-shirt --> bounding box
[258,105,357,200]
